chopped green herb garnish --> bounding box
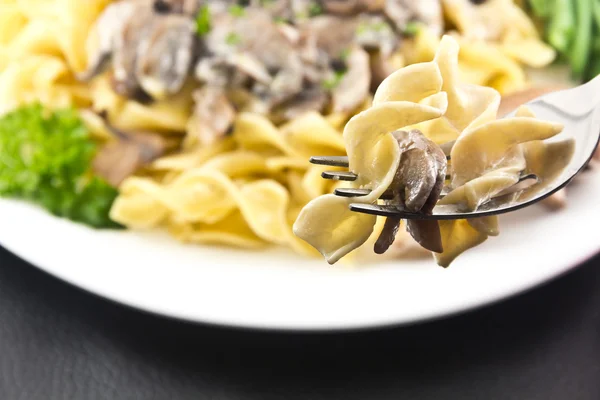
[273,16,287,24]
[308,1,323,17]
[403,21,420,37]
[339,48,351,62]
[226,32,242,46]
[228,4,245,17]
[260,0,275,6]
[356,22,368,35]
[0,103,121,228]
[196,5,211,36]
[322,69,347,90]
[357,20,389,35]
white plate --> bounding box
[0,170,599,331]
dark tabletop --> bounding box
[1,246,600,400]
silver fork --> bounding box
[311,76,600,220]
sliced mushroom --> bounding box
[369,50,396,90]
[78,1,139,82]
[136,14,196,100]
[374,129,447,254]
[187,86,236,146]
[355,15,399,56]
[270,87,327,121]
[320,0,357,15]
[375,215,403,257]
[296,16,367,112]
[385,0,443,37]
[81,0,198,102]
[197,8,305,108]
[252,0,293,20]
[227,53,273,86]
[388,226,432,258]
[110,5,157,100]
[322,0,385,15]
[331,46,370,113]
[276,23,301,45]
[300,16,358,61]
[196,55,239,87]
[154,0,202,15]
[93,114,181,187]
[290,0,315,19]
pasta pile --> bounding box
[0,0,561,261]
[405,0,555,94]
[294,35,569,266]
[111,109,358,255]
[430,36,568,266]
[0,0,111,113]
[294,63,449,264]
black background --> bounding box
[1,245,599,400]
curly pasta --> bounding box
[0,0,564,263]
[293,63,448,264]
[430,37,566,266]
[294,35,568,267]
[401,0,556,95]
[110,111,356,256]
[0,0,111,113]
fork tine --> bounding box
[334,188,395,200]
[349,204,416,218]
[437,173,539,199]
[310,156,349,167]
[350,203,466,220]
[495,174,538,197]
[322,171,358,181]
[350,204,460,220]
[311,155,450,167]
[334,188,370,197]
[349,173,543,220]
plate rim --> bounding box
[0,169,598,331]
[1,241,596,332]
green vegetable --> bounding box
[590,40,600,79]
[529,0,554,18]
[403,21,421,37]
[569,0,593,79]
[594,0,600,33]
[546,0,574,54]
[339,48,351,62]
[228,4,245,17]
[322,70,347,90]
[0,103,121,229]
[226,32,242,46]
[528,0,600,81]
[196,5,211,36]
[308,1,322,17]
[591,0,600,79]
[356,20,389,35]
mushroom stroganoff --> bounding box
[294,36,573,266]
[0,0,573,265]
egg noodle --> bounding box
[294,36,569,266]
[0,0,557,261]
